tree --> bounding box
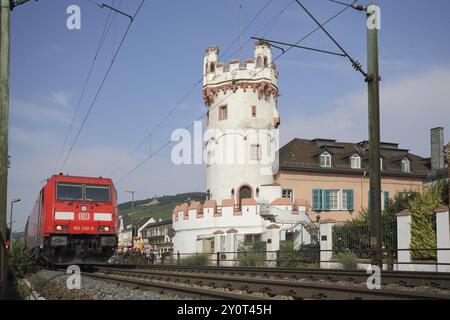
[409,180,447,260]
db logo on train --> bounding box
[78,212,90,220]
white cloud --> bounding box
[49,91,70,108]
[282,67,450,157]
[11,100,71,125]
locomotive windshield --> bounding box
[85,184,111,202]
[56,183,83,201]
[56,182,111,202]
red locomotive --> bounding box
[25,174,118,263]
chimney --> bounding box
[431,127,444,171]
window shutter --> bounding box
[323,189,330,211]
[312,189,322,211]
[346,190,354,211]
[383,191,389,210]
[368,190,371,208]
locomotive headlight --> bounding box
[104,226,110,232]
[56,225,63,231]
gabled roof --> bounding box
[279,138,430,177]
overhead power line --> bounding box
[116,2,355,184]
[53,0,123,173]
[109,0,281,178]
[59,0,146,172]
[294,0,368,78]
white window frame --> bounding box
[329,190,340,210]
[341,190,348,210]
[380,157,383,170]
[350,154,361,169]
[402,158,411,172]
[320,152,332,167]
[282,188,294,199]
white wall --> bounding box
[436,208,450,272]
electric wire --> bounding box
[53,0,120,173]
[116,2,356,184]
[109,0,280,178]
[59,0,146,171]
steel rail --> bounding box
[82,270,276,300]
[89,266,450,300]
[81,263,450,291]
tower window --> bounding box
[218,105,228,120]
[251,105,256,117]
[263,56,268,67]
[250,144,261,160]
[206,110,209,126]
[256,56,262,68]
[210,62,215,73]
[402,157,411,172]
[320,152,331,167]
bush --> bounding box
[277,241,308,268]
[124,253,146,265]
[237,241,266,267]
[335,251,359,270]
[180,254,210,266]
[8,238,38,278]
[409,181,447,260]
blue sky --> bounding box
[7,0,450,231]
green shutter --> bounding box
[346,190,354,211]
[312,189,322,211]
[383,191,389,210]
[323,189,330,211]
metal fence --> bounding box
[332,218,397,259]
[114,247,450,271]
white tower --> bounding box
[203,41,280,206]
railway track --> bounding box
[80,265,450,300]
[81,264,450,291]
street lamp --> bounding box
[9,198,21,244]
[125,189,135,246]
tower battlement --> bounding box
[203,41,279,89]
[203,41,279,106]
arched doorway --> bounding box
[238,185,252,209]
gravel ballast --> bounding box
[27,269,190,300]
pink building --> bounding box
[275,138,432,221]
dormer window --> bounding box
[320,152,331,167]
[350,154,361,169]
[402,157,411,172]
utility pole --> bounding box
[0,0,12,300]
[9,198,21,248]
[366,4,382,268]
[1,0,30,298]
[255,1,384,267]
[125,189,135,246]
